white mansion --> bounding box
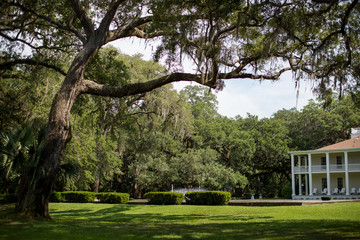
[289,128,360,199]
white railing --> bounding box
[311,165,327,172]
[349,164,360,171]
[294,163,360,173]
[294,166,308,173]
[330,164,345,172]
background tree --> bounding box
[273,94,360,150]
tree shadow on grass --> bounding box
[51,203,136,218]
[1,204,360,240]
[2,218,359,240]
[51,204,273,224]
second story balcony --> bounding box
[294,163,360,174]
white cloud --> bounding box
[214,76,315,119]
[217,89,260,118]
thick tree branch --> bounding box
[221,67,292,80]
[70,0,95,38]
[82,67,292,98]
[0,31,75,53]
[98,0,125,35]
[107,14,203,43]
[82,73,202,97]
[0,59,67,76]
[312,0,339,3]
[0,74,26,80]
[107,16,154,42]
[131,28,164,39]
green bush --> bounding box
[281,185,293,199]
[0,193,17,204]
[143,192,184,205]
[62,191,96,203]
[185,191,231,205]
[50,192,65,202]
[96,192,130,204]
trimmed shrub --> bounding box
[185,191,231,205]
[96,192,130,204]
[321,196,331,201]
[62,191,96,203]
[144,192,184,205]
[281,185,293,199]
[0,193,17,204]
[50,192,65,202]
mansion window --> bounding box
[322,178,327,190]
[336,156,343,169]
[337,178,343,189]
[321,157,326,170]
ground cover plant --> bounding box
[0,202,360,239]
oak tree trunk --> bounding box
[92,170,100,193]
[15,41,99,218]
[16,84,81,218]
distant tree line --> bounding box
[1,47,359,199]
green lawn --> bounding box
[0,202,360,239]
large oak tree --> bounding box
[0,0,358,218]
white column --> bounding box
[291,154,295,197]
[326,152,331,195]
[308,154,313,196]
[344,151,349,195]
[305,158,308,195]
[298,157,302,195]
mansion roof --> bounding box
[318,137,360,150]
[289,136,360,154]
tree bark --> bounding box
[15,80,82,218]
[92,168,101,193]
[15,40,100,218]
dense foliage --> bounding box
[0,47,360,201]
[1,48,360,200]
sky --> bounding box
[110,38,315,119]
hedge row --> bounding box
[50,192,66,202]
[62,191,96,203]
[1,191,231,205]
[143,191,231,205]
[143,192,184,205]
[96,192,130,204]
[0,193,17,204]
[50,191,129,204]
[185,191,231,205]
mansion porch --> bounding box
[289,135,360,200]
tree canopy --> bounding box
[2,0,359,92]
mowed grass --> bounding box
[0,202,360,239]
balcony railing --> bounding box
[349,164,360,171]
[294,163,360,173]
